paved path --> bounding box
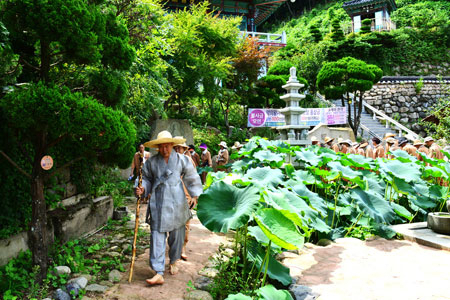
[283,237,450,300]
[98,216,225,300]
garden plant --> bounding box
[197,136,450,298]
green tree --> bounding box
[308,23,322,43]
[0,0,136,281]
[317,57,382,136]
[330,18,345,42]
[360,18,372,34]
[163,2,241,116]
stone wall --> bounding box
[363,77,450,136]
[0,195,113,266]
[393,62,450,77]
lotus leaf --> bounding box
[327,161,366,188]
[294,149,321,166]
[257,285,294,300]
[350,188,396,224]
[197,182,261,233]
[253,150,285,163]
[390,149,418,163]
[248,226,281,250]
[225,294,252,300]
[378,160,421,183]
[287,180,327,216]
[231,159,252,173]
[255,208,305,250]
[245,167,284,189]
[390,202,413,221]
[342,154,373,169]
[247,239,292,286]
[292,170,316,185]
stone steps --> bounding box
[332,100,392,139]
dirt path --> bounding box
[98,215,225,300]
[283,237,450,300]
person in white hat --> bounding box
[136,131,203,285]
[216,141,229,167]
[231,141,243,150]
[310,136,320,147]
[424,136,443,160]
[413,139,429,161]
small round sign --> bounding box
[248,109,266,127]
[41,155,53,170]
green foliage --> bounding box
[0,21,21,86]
[308,23,322,43]
[269,0,450,76]
[421,92,450,141]
[415,77,424,94]
[360,18,372,34]
[192,127,229,155]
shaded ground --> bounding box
[283,237,450,300]
[89,212,225,300]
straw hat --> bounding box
[424,136,434,143]
[144,131,185,148]
[386,137,396,144]
[343,139,352,146]
[383,133,395,140]
[311,136,319,142]
[173,136,188,148]
[218,141,228,148]
[413,139,424,146]
[324,136,334,143]
[398,138,408,146]
[231,141,243,149]
[359,142,369,148]
[338,137,344,144]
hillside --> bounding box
[263,0,450,78]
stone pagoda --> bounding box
[278,67,310,146]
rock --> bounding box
[53,289,71,300]
[184,290,214,300]
[198,267,219,278]
[107,251,121,258]
[42,298,52,300]
[126,221,135,229]
[113,207,130,220]
[398,96,406,103]
[55,266,71,275]
[68,276,88,289]
[317,239,332,247]
[110,245,119,251]
[115,233,126,240]
[66,282,81,298]
[194,276,214,291]
[108,269,122,283]
[289,284,320,300]
[221,248,234,258]
[99,280,114,287]
[85,284,108,293]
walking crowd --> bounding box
[311,133,445,161]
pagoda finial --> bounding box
[289,67,297,81]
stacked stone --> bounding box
[363,79,450,136]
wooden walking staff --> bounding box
[128,153,144,283]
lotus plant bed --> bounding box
[196,136,450,299]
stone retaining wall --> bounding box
[0,195,113,266]
[363,78,450,136]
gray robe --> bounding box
[140,150,203,232]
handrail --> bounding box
[241,31,286,44]
[361,100,419,140]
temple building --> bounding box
[343,0,397,32]
[165,0,289,32]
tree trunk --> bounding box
[40,39,50,83]
[29,130,49,282]
[30,171,48,283]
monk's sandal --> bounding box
[169,263,179,275]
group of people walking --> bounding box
[311,133,444,161]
